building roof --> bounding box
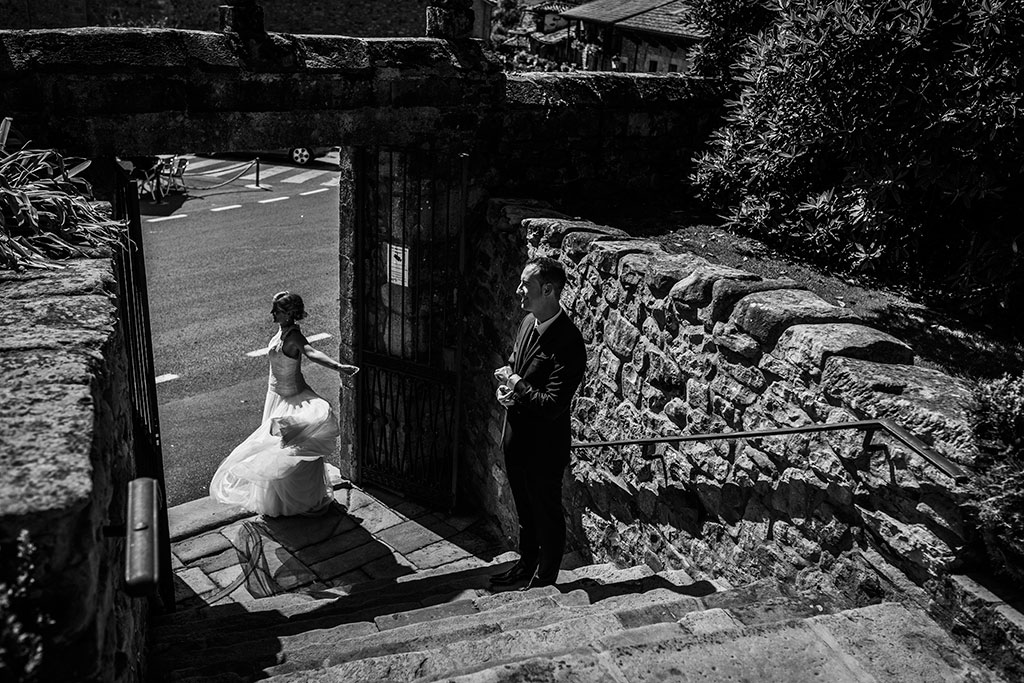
[526,1,579,13]
[530,26,570,44]
[559,0,673,24]
[616,0,705,39]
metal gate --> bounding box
[112,175,174,609]
[352,147,467,510]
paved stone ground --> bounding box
[167,478,511,610]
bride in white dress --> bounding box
[210,292,359,517]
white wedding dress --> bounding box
[209,330,337,516]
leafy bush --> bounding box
[968,373,1024,582]
[687,0,775,79]
[0,531,52,682]
[691,0,1024,320]
[0,144,124,270]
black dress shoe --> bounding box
[489,562,536,586]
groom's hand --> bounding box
[494,365,513,384]
[496,383,516,408]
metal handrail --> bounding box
[572,418,969,484]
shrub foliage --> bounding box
[0,145,124,270]
[968,373,1024,581]
[691,0,1024,319]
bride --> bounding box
[210,291,359,517]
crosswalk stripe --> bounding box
[282,169,331,184]
[181,158,222,171]
[321,176,340,187]
[200,162,254,177]
[241,166,290,181]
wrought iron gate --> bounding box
[112,175,174,609]
[352,147,467,510]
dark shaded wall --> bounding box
[0,0,427,35]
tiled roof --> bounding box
[526,0,579,13]
[530,26,570,44]
[560,0,673,24]
[616,0,705,38]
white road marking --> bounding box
[211,204,242,212]
[246,332,332,357]
[300,188,330,196]
[181,157,222,171]
[321,176,340,186]
[241,166,290,181]
[246,183,271,190]
[258,196,289,204]
[282,169,331,184]
[199,162,254,177]
[155,373,180,384]
[147,214,187,223]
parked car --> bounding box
[275,145,338,165]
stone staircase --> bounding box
[149,560,1001,682]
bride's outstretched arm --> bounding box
[302,344,359,376]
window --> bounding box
[648,59,659,72]
[668,63,678,72]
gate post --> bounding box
[337,147,359,482]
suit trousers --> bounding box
[504,449,567,582]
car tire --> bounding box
[289,147,312,165]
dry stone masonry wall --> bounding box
[0,0,427,36]
[472,199,978,609]
[0,258,145,682]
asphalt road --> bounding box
[141,153,342,506]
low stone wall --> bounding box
[467,199,978,607]
[0,29,722,201]
[0,0,427,36]
[0,258,145,682]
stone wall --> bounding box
[0,258,146,682]
[0,0,427,36]
[468,199,978,607]
[0,29,722,204]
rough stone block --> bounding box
[774,323,914,375]
[620,251,708,298]
[730,289,860,345]
[523,217,627,248]
[700,277,805,324]
[820,356,976,467]
[584,239,665,276]
[712,321,763,361]
[860,508,958,576]
[670,263,760,308]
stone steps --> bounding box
[152,564,999,683]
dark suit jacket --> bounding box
[504,311,587,466]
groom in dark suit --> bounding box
[491,256,587,589]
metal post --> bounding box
[255,157,260,187]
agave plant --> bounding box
[0,139,126,271]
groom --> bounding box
[491,256,587,589]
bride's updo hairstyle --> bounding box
[272,291,307,322]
